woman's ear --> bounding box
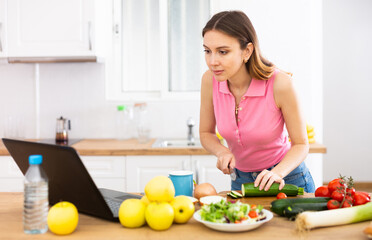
[244,42,254,61]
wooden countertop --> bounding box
[0,139,327,156]
[0,192,368,240]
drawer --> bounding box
[80,156,126,178]
[0,156,24,178]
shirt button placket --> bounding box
[236,129,242,145]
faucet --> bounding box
[187,117,195,146]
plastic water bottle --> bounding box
[24,155,49,234]
[116,105,131,140]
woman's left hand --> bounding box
[254,169,285,191]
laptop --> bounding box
[2,138,142,222]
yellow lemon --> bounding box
[47,201,79,235]
[118,199,146,228]
[145,176,175,202]
[145,202,174,230]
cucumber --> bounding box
[241,182,304,197]
[270,197,330,216]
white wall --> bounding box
[323,0,372,182]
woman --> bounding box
[199,10,315,193]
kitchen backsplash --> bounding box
[0,63,200,140]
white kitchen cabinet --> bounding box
[0,0,7,58]
[7,0,95,57]
[126,156,192,193]
[0,156,24,191]
[191,155,231,193]
[0,155,126,192]
[80,156,126,192]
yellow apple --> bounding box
[145,176,175,202]
[118,199,146,228]
[171,195,195,224]
[145,202,174,231]
[47,201,79,235]
[141,195,150,206]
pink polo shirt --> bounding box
[213,69,290,172]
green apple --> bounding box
[145,202,174,230]
[171,195,195,224]
[47,201,79,235]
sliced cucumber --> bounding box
[227,192,238,199]
[231,191,243,198]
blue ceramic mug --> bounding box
[169,170,194,196]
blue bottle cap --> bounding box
[29,155,42,165]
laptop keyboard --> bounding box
[103,198,121,217]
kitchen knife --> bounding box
[228,163,236,181]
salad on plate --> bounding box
[199,199,266,224]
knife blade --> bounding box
[228,163,236,181]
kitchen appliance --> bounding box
[55,116,71,144]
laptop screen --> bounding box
[2,138,115,221]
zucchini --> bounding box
[271,197,330,216]
[227,192,238,199]
[283,202,329,220]
[231,191,243,198]
[283,205,303,220]
[241,182,304,197]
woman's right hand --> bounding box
[216,151,236,175]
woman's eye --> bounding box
[219,50,228,55]
[204,49,210,54]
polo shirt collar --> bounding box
[218,78,265,97]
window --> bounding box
[107,0,210,101]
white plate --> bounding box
[193,209,273,232]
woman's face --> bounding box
[203,30,248,82]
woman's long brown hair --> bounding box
[202,11,276,80]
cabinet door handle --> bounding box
[195,160,199,184]
[182,159,186,170]
[0,22,3,52]
[88,21,92,51]
[182,159,190,170]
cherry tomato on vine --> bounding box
[358,191,371,199]
[315,186,330,197]
[331,190,345,202]
[354,192,371,206]
[346,187,355,197]
[328,178,346,194]
[327,199,341,210]
[341,200,353,208]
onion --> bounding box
[194,183,217,200]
